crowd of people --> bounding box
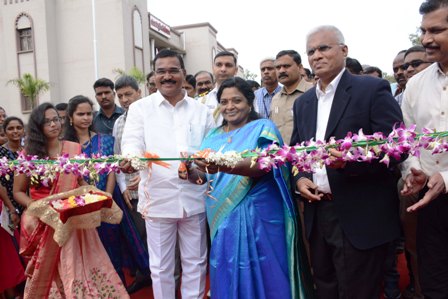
[1,0,448,298]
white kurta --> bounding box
[121,91,216,218]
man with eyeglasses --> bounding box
[121,49,214,299]
[291,25,403,299]
[396,45,431,299]
[271,50,313,145]
[400,1,448,297]
[392,50,408,106]
[404,45,432,80]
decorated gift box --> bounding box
[50,191,112,223]
[26,185,122,246]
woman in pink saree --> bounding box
[13,103,128,299]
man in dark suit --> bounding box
[291,25,404,299]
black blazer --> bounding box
[291,70,404,250]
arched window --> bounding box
[15,13,37,112]
[16,13,33,52]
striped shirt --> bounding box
[112,112,139,199]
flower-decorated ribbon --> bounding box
[250,124,448,174]
[1,125,447,184]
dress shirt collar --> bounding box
[153,90,189,107]
[210,86,218,96]
[280,78,309,95]
[98,104,124,117]
[436,62,448,77]
[316,68,345,98]
[262,85,282,97]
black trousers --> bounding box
[417,191,448,299]
[309,200,389,299]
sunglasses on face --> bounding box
[402,60,431,70]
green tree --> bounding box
[243,69,258,81]
[113,66,146,85]
[409,28,421,46]
[7,73,50,109]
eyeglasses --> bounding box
[306,43,344,56]
[43,117,60,126]
[402,60,431,70]
[154,68,182,76]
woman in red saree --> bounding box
[13,103,128,299]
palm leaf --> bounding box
[7,73,50,107]
[112,67,145,85]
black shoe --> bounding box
[126,276,152,294]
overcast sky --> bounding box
[148,0,424,80]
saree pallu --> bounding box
[83,134,149,280]
[19,141,128,298]
[200,119,314,299]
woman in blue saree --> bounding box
[62,95,149,287]
[193,78,314,299]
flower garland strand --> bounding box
[252,124,448,173]
[1,125,447,185]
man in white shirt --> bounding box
[121,49,215,299]
[400,1,448,297]
[202,51,238,126]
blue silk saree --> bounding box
[200,119,314,299]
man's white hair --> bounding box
[306,25,345,45]
[259,57,276,65]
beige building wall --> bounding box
[0,0,150,121]
[173,23,218,75]
[173,23,244,78]
[0,0,241,122]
